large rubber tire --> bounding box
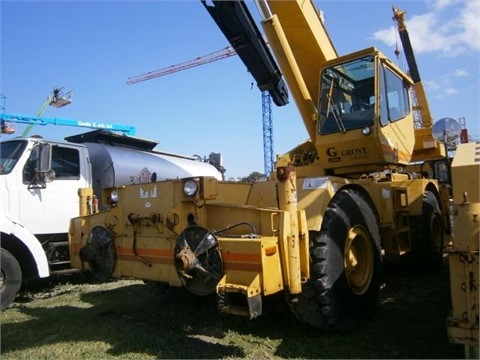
[408,190,444,272]
[1,248,22,310]
[288,189,382,332]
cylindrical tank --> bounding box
[84,142,222,198]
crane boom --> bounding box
[263,0,338,100]
[201,0,289,107]
[392,6,444,161]
[392,6,433,128]
[258,0,338,140]
[0,113,137,135]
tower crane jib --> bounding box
[126,22,280,176]
[126,46,236,84]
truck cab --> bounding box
[1,136,91,309]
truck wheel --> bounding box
[79,226,116,282]
[1,248,22,310]
[288,189,381,332]
[408,190,444,272]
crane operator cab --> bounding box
[316,47,415,176]
[319,58,375,134]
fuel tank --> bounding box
[66,130,222,198]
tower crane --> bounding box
[127,46,278,176]
[127,46,235,84]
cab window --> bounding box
[379,65,411,126]
[51,145,80,179]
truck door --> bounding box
[18,143,89,235]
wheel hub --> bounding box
[344,225,374,295]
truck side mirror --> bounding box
[26,143,55,189]
[38,143,52,171]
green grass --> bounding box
[1,261,464,359]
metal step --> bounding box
[217,286,262,319]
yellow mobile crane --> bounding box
[69,1,449,332]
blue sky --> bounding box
[1,0,479,180]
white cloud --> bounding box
[430,0,464,10]
[425,80,459,98]
[372,0,480,56]
[448,69,469,78]
[370,26,397,47]
[425,79,441,91]
[456,0,480,50]
[444,88,459,95]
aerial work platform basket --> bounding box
[1,121,16,134]
[49,87,72,108]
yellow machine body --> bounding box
[447,142,479,358]
[70,170,442,313]
[70,173,310,318]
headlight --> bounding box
[183,179,199,197]
[362,127,371,135]
[109,189,118,204]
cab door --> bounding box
[18,143,90,235]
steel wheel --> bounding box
[344,225,374,296]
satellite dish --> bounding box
[432,117,462,144]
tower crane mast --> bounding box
[127,44,279,176]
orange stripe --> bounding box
[221,252,261,263]
[117,247,173,265]
[117,247,173,257]
[117,254,173,265]
[224,262,262,272]
[73,245,263,271]
[72,244,173,257]
[221,252,262,272]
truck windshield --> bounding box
[0,140,28,175]
[318,56,375,135]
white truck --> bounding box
[0,129,223,310]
